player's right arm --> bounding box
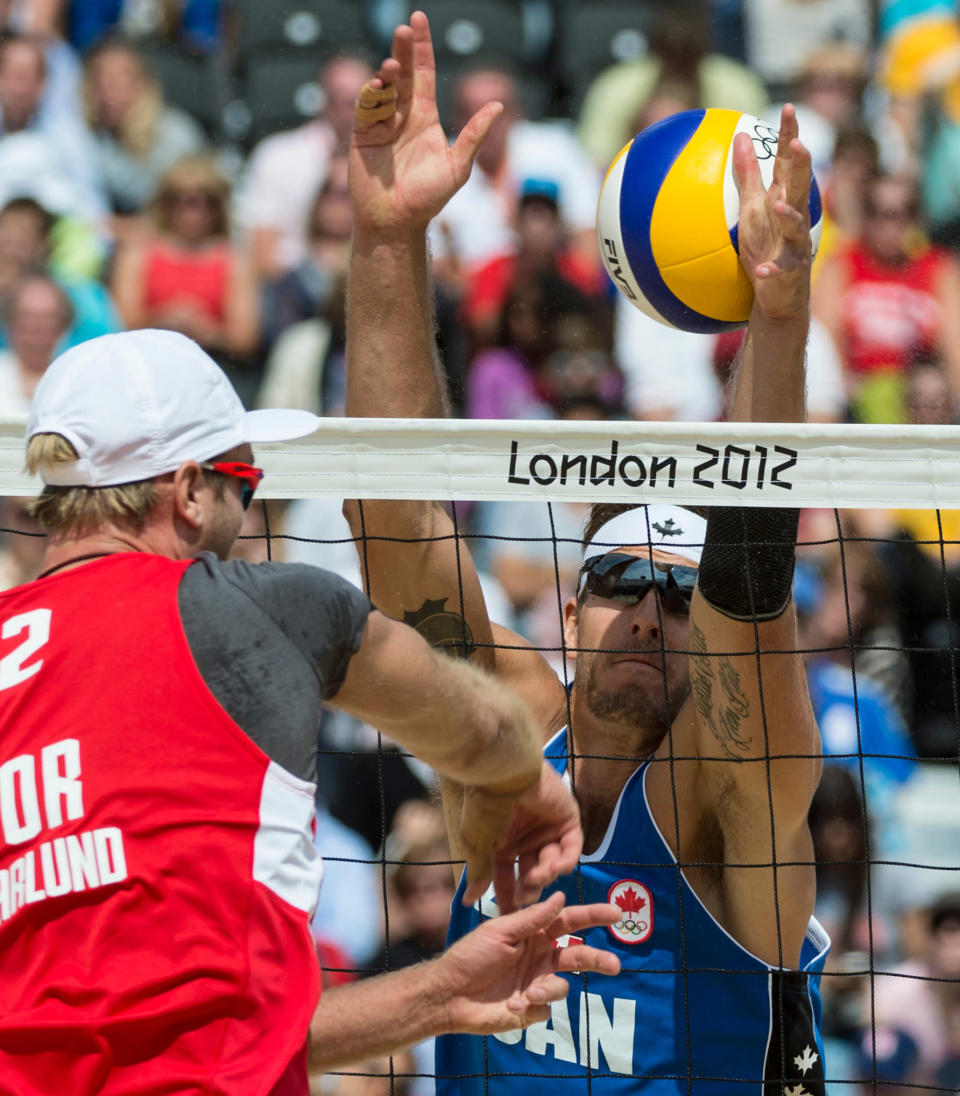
[343,10,496,670]
[344,12,564,711]
[344,15,568,900]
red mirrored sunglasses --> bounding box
[200,461,264,510]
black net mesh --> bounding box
[6,494,957,1094]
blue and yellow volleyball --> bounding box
[596,108,822,333]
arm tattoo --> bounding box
[689,622,752,758]
[402,597,476,660]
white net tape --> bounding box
[2,416,958,507]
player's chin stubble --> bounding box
[578,649,689,744]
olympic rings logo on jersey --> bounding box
[607,879,654,944]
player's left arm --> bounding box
[690,102,818,810]
[684,580,819,966]
[686,595,820,826]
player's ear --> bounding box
[562,596,580,662]
[171,462,205,529]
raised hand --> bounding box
[350,10,502,232]
[435,892,622,1034]
[459,761,582,914]
[733,104,813,322]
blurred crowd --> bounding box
[2,0,960,1093]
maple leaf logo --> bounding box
[652,518,682,537]
[606,879,653,944]
[793,1046,818,1076]
[614,886,646,914]
[784,1086,810,1096]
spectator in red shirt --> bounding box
[460,178,606,350]
[111,154,261,404]
[813,173,960,422]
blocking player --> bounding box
[345,12,829,1094]
[0,328,623,1093]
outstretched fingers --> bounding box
[771,103,798,190]
[499,890,568,938]
[732,131,764,203]
[554,942,622,977]
[772,105,812,214]
[498,895,622,950]
[389,21,414,105]
[782,137,812,217]
[450,101,504,187]
[409,10,437,105]
[508,973,570,1017]
[546,901,621,939]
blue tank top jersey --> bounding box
[436,729,830,1095]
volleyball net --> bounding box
[2,415,960,1092]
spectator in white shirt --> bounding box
[81,39,206,225]
[0,273,71,416]
[428,65,601,291]
[0,35,106,226]
[616,298,846,422]
[237,54,372,283]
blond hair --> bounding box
[800,42,868,87]
[25,434,158,536]
[82,40,162,159]
[149,155,232,238]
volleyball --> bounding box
[596,108,823,333]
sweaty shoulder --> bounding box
[178,554,371,780]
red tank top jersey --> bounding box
[841,241,948,374]
[0,554,322,1095]
[143,239,233,323]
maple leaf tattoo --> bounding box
[402,597,475,659]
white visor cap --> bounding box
[27,329,321,487]
[582,505,707,566]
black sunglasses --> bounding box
[577,552,698,614]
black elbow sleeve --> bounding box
[696,507,800,622]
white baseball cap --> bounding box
[27,329,321,487]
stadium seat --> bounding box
[140,45,227,139]
[555,0,657,113]
[240,51,326,145]
[419,0,527,65]
[235,0,371,57]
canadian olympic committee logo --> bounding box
[608,879,653,944]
